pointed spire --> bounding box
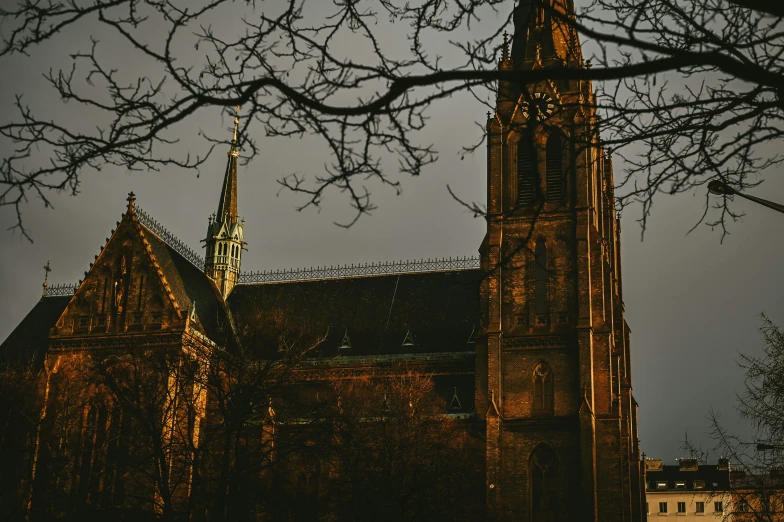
[42,261,51,296]
[127,191,136,214]
[499,31,511,69]
[217,106,240,225]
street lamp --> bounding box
[708,180,784,215]
[757,443,784,451]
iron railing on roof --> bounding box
[135,206,206,269]
[44,283,78,297]
[237,256,480,284]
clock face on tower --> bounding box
[521,92,556,121]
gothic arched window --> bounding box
[533,363,554,415]
[517,130,537,206]
[534,240,549,314]
[531,445,559,521]
[295,464,320,522]
[546,133,564,204]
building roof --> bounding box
[227,269,481,357]
[646,464,732,492]
[141,221,232,343]
[1,295,70,370]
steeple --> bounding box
[510,0,581,68]
[204,107,245,298]
[218,107,240,225]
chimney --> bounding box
[717,458,730,470]
[645,459,663,471]
[679,458,699,471]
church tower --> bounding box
[476,1,643,521]
[204,107,245,298]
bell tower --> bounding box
[476,1,643,521]
[204,107,245,298]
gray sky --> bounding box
[1,0,782,466]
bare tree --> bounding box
[1,0,782,238]
[706,315,784,521]
[304,369,483,522]
[0,354,42,522]
[197,309,327,522]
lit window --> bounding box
[694,480,705,489]
[659,502,668,513]
[696,502,704,513]
[714,501,723,513]
[675,481,686,489]
[677,502,686,513]
[656,481,668,490]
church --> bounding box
[2,1,644,520]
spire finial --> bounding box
[42,261,51,296]
[232,105,240,142]
[229,105,241,157]
[127,191,136,213]
[502,31,510,64]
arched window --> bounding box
[546,133,564,204]
[295,464,320,522]
[534,240,548,314]
[533,363,554,415]
[517,130,537,206]
[531,445,559,521]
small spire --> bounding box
[42,261,51,296]
[501,31,510,64]
[127,191,136,213]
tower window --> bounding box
[546,133,564,203]
[517,130,537,206]
[533,363,554,415]
[531,445,558,518]
[534,240,548,314]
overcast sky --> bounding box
[1,0,782,466]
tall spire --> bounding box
[204,106,245,299]
[217,106,240,225]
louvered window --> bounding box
[517,130,537,206]
[534,240,549,314]
[546,133,564,203]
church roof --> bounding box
[1,295,70,370]
[140,219,232,343]
[227,269,481,356]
